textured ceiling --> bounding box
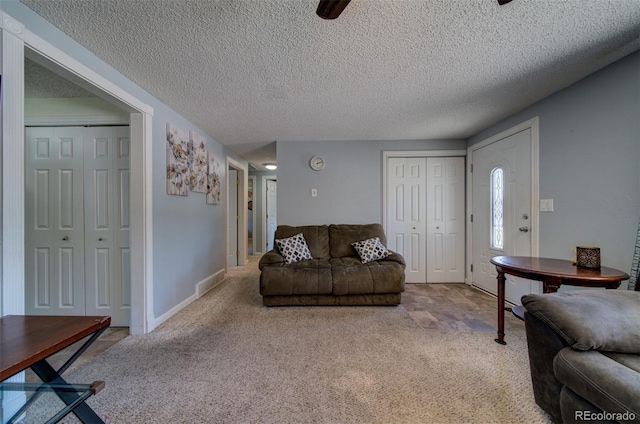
[20,0,640,168]
[25,58,97,98]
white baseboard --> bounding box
[152,268,226,329]
[196,269,227,298]
[152,293,196,330]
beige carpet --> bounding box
[25,264,551,424]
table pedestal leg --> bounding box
[495,270,506,345]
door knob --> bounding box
[98,238,104,241]
[62,235,69,241]
[519,226,529,232]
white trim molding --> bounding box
[25,115,130,126]
[226,157,249,272]
[1,11,26,316]
[261,174,277,253]
[1,12,155,334]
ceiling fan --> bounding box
[316,0,513,20]
[316,0,351,19]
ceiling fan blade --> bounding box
[497,0,513,4]
[316,0,352,19]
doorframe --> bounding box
[466,117,540,285]
[262,175,277,252]
[381,150,467,236]
[248,175,256,256]
[1,12,155,334]
[226,157,248,270]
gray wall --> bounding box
[277,139,467,225]
[2,1,247,318]
[469,51,640,277]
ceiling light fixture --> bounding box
[264,164,277,170]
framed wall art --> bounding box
[189,130,209,193]
[207,153,221,205]
[166,123,190,196]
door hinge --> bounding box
[470,214,473,222]
[236,215,239,221]
[470,163,473,173]
[236,179,240,185]
[236,250,240,256]
[470,264,473,272]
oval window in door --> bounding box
[491,167,504,250]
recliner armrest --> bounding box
[522,290,640,354]
[258,251,285,270]
[381,252,406,268]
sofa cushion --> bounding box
[275,233,312,264]
[329,223,387,258]
[330,257,405,295]
[274,225,330,260]
[553,347,640,418]
[260,259,332,296]
[352,237,391,264]
[522,290,640,353]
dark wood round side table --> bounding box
[490,256,629,345]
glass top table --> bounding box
[1,315,111,424]
[1,381,104,424]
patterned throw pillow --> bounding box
[352,237,391,264]
[275,233,313,264]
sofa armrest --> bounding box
[258,251,285,270]
[382,251,406,268]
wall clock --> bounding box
[309,156,325,171]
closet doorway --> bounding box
[25,126,131,326]
[384,152,466,283]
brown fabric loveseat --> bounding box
[258,224,405,306]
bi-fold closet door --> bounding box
[25,126,131,326]
[386,156,465,283]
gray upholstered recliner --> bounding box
[521,289,640,424]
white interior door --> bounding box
[25,127,85,315]
[26,126,131,325]
[386,158,427,283]
[471,128,539,304]
[266,179,277,251]
[228,169,238,267]
[84,127,131,326]
[426,157,465,283]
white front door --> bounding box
[266,179,277,251]
[386,158,427,283]
[471,128,540,304]
[426,157,466,283]
[25,127,85,315]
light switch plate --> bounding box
[540,199,554,212]
[311,188,317,197]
